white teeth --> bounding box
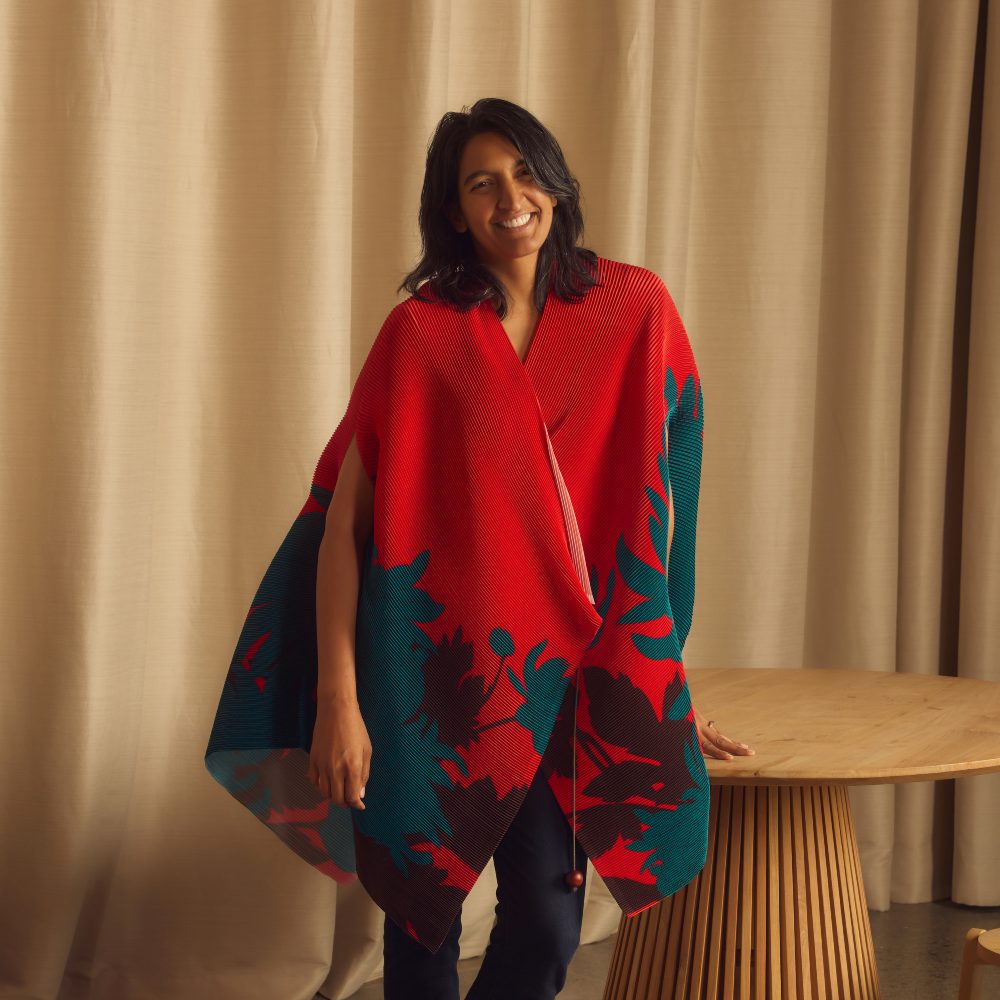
[497,212,534,229]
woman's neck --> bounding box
[481,253,539,311]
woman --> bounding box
[205,97,751,1000]
[311,97,752,997]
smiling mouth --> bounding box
[494,212,537,232]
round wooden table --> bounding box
[602,667,1000,999]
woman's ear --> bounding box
[448,206,467,233]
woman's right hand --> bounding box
[307,697,371,810]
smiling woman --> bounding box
[398,98,601,321]
[205,96,725,1000]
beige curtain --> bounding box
[1,0,996,996]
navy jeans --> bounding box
[382,758,590,1000]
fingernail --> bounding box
[360,786,366,797]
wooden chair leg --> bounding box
[958,928,985,1000]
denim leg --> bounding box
[464,762,589,1000]
[382,905,462,1000]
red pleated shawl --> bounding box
[205,254,709,953]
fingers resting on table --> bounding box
[693,705,755,760]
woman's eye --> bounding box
[471,169,532,191]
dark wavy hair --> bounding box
[397,98,602,317]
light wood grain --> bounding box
[686,667,1000,784]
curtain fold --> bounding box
[954,0,1000,908]
[1,1,996,997]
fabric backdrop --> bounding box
[1,1,997,997]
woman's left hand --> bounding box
[693,705,755,760]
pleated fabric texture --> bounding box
[205,254,708,953]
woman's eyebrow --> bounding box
[462,158,526,186]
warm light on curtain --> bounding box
[1,1,997,997]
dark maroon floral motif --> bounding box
[354,827,467,948]
[544,665,698,857]
[581,666,693,807]
[432,775,527,872]
[403,626,490,750]
[573,803,646,857]
[405,625,571,756]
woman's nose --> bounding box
[496,176,527,211]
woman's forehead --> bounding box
[460,131,522,167]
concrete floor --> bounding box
[348,900,1000,999]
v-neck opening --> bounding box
[482,289,553,371]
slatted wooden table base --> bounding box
[602,784,880,999]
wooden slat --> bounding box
[838,788,861,999]
[839,788,879,997]
[779,786,796,997]
[663,877,685,993]
[630,901,651,997]
[790,787,812,996]
[801,785,826,1000]
[645,897,670,998]
[624,903,649,998]
[756,786,768,997]
[813,785,838,997]
[688,789,719,995]
[832,787,860,997]
[767,787,781,998]
[741,786,754,999]
[723,786,743,996]
[704,785,731,995]
[831,787,862,997]
[674,864,701,995]
[820,786,851,996]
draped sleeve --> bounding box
[656,280,704,659]
[203,303,401,884]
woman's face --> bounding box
[449,131,558,273]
